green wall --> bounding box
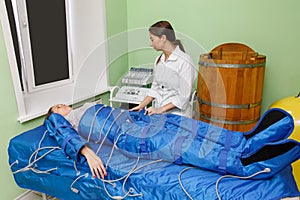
[126,0,300,112]
[106,0,129,86]
[0,21,45,199]
[1,0,300,199]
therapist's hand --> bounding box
[145,107,165,116]
[129,105,143,112]
[80,146,107,179]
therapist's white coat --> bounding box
[148,46,197,118]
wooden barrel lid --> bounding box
[208,43,258,61]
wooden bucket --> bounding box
[195,43,266,132]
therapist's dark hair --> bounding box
[149,20,185,52]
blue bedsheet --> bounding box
[8,105,300,200]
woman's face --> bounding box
[51,104,72,116]
[149,33,165,51]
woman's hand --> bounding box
[80,146,107,179]
[145,106,165,116]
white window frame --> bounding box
[0,0,109,123]
[12,0,74,93]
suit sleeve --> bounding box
[44,113,86,163]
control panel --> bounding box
[110,67,153,106]
[122,67,153,86]
[114,86,150,103]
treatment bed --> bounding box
[8,104,300,199]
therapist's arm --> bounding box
[129,96,154,112]
[161,102,176,112]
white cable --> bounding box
[9,160,19,168]
[102,157,141,185]
[121,159,142,198]
[105,130,124,168]
[178,167,195,200]
[95,110,124,155]
[11,128,60,175]
[95,157,163,199]
[29,130,60,174]
[95,108,114,144]
[70,173,89,193]
[31,167,57,174]
[34,130,48,162]
[28,146,61,165]
[101,182,131,200]
[99,157,163,199]
[73,161,80,176]
[215,168,271,200]
[12,146,60,174]
[121,159,163,197]
[97,157,141,199]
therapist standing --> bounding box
[130,20,197,118]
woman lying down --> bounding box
[45,102,107,179]
[45,102,300,180]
